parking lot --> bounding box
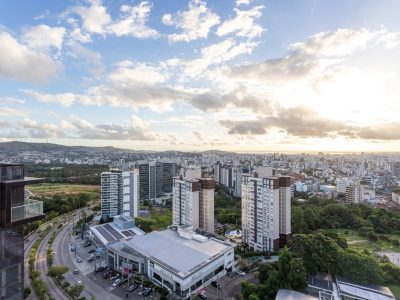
[202,272,258,300]
[71,234,160,299]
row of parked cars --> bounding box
[102,270,153,296]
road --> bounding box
[36,226,70,300]
[24,231,40,300]
[54,212,122,300]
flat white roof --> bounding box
[337,281,395,300]
[122,229,233,278]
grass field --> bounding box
[332,229,400,252]
[27,183,100,198]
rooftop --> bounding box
[276,289,318,300]
[121,228,233,278]
[336,277,395,300]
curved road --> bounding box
[55,214,121,300]
[36,226,70,300]
[24,231,40,300]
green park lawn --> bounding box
[332,229,400,253]
[27,183,100,198]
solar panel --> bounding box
[104,223,124,239]
[128,230,136,236]
[119,216,128,222]
[96,226,116,243]
[121,230,133,237]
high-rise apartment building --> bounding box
[101,169,139,220]
[172,176,215,233]
[0,163,44,299]
[241,173,292,251]
[345,184,364,204]
[135,160,176,201]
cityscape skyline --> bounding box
[1,0,400,152]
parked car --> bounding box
[142,288,152,297]
[198,294,207,300]
[88,249,96,254]
[110,274,120,281]
[77,281,83,285]
[127,283,139,292]
[211,281,221,289]
[88,257,95,263]
[103,271,112,279]
[235,269,246,276]
[77,257,83,263]
[83,243,92,248]
[73,269,79,274]
[112,279,121,288]
[95,266,106,273]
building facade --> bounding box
[101,169,139,220]
[241,173,292,251]
[0,163,44,300]
[172,176,215,233]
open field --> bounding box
[332,229,400,253]
[27,183,100,198]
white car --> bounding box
[112,279,121,287]
[77,281,83,285]
[235,269,246,276]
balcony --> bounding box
[11,199,43,223]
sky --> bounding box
[0,0,400,152]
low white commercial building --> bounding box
[107,225,234,297]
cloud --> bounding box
[22,25,66,50]
[19,118,65,139]
[0,107,29,117]
[217,5,264,40]
[163,0,220,42]
[226,28,399,83]
[67,114,157,140]
[71,0,111,34]
[0,97,25,105]
[0,30,60,82]
[0,115,158,140]
[193,130,206,141]
[66,0,158,39]
[184,39,258,77]
[236,0,251,6]
[108,2,159,39]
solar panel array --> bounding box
[104,223,124,239]
[121,230,133,237]
[128,230,136,236]
[96,226,117,243]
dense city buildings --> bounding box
[0,163,44,300]
[101,169,139,220]
[172,173,215,233]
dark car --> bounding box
[95,266,106,273]
[142,288,152,297]
[103,271,113,279]
[211,281,221,289]
[83,243,92,248]
[88,249,96,253]
[198,294,207,300]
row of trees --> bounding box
[291,232,400,285]
[25,163,108,185]
[292,197,400,236]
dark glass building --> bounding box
[0,163,44,299]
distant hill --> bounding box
[0,141,120,153]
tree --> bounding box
[381,263,400,284]
[241,281,257,300]
[277,247,307,291]
[69,284,84,300]
[310,233,341,274]
[48,265,69,282]
[337,251,383,284]
[24,287,31,299]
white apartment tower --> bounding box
[241,174,292,251]
[101,169,139,220]
[172,176,215,233]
